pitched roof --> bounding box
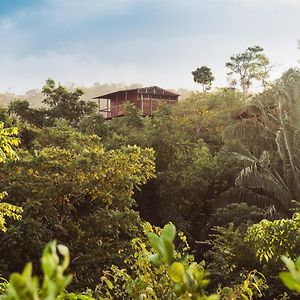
[93,86,179,99]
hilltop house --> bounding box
[93,86,179,118]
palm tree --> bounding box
[223,69,300,215]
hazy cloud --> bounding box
[0,0,299,93]
[0,17,15,30]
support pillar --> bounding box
[106,98,109,118]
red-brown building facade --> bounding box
[93,86,179,118]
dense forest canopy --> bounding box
[1,44,300,300]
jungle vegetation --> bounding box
[1,47,300,299]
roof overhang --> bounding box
[93,86,179,99]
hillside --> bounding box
[0,82,191,108]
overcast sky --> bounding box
[0,0,300,93]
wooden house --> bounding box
[93,86,179,118]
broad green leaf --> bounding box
[148,254,161,266]
[160,238,174,265]
[161,223,176,242]
[279,272,300,292]
[168,262,185,283]
[147,232,160,253]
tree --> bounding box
[223,69,300,214]
[0,192,22,233]
[42,79,97,124]
[0,122,22,232]
[98,223,220,300]
[8,100,48,127]
[78,113,109,138]
[192,66,215,92]
[225,46,270,93]
[245,214,300,263]
[0,123,155,289]
[173,88,246,151]
[1,240,94,299]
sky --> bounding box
[0,0,300,94]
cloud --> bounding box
[0,17,15,30]
[0,49,201,94]
[0,0,299,94]
[0,30,297,95]
[0,53,142,93]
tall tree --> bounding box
[224,69,300,214]
[192,66,215,92]
[225,46,270,93]
[8,99,48,127]
[42,79,97,124]
[0,123,155,288]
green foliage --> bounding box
[175,89,246,150]
[3,61,300,300]
[217,271,267,300]
[280,256,300,294]
[0,240,93,300]
[102,101,227,237]
[98,223,219,300]
[78,113,109,138]
[42,78,97,124]
[192,66,215,92]
[212,203,266,229]
[224,69,300,214]
[225,45,270,92]
[93,89,245,264]
[156,141,221,231]
[148,223,176,266]
[8,100,48,127]
[0,122,22,232]
[8,79,98,128]
[0,123,156,289]
[148,223,219,300]
[122,102,144,128]
[205,224,257,279]
[206,213,300,298]
[0,122,19,163]
[0,192,22,233]
[0,277,8,294]
[245,214,300,263]
[146,224,267,299]
[97,223,179,299]
[8,99,31,119]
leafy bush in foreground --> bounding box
[0,241,93,300]
[7,223,300,299]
